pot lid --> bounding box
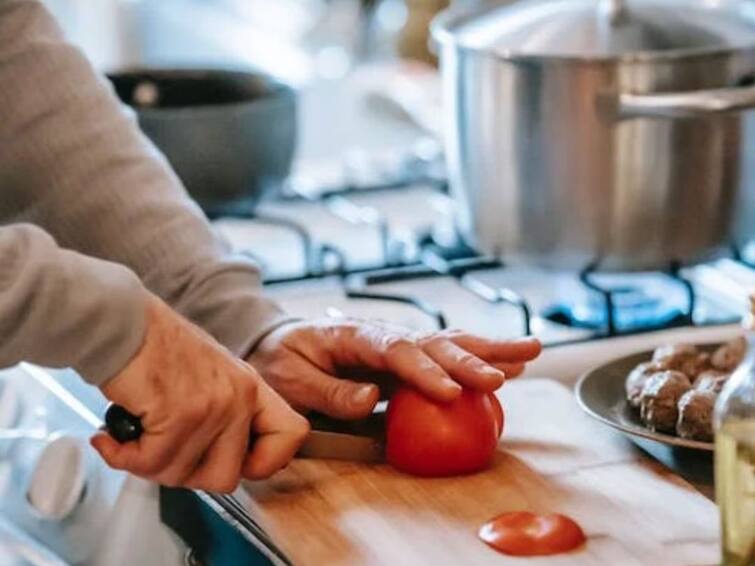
[433,0,755,59]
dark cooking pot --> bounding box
[108,68,297,217]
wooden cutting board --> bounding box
[242,379,720,566]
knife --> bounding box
[103,405,384,566]
[104,404,385,464]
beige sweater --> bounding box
[0,0,289,384]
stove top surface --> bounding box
[214,185,755,346]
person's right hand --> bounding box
[90,294,310,493]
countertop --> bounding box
[244,379,720,566]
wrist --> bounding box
[244,317,303,360]
[74,265,150,387]
[98,291,161,398]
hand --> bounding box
[91,294,310,492]
[248,319,542,419]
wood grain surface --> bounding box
[243,379,720,566]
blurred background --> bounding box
[42,0,453,72]
[42,0,455,189]
[35,0,755,335]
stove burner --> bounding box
[320,242,449,329]
[417,238,532,336]
[223,186,751,344]
[543,263,695,336]
[345,284,449,329]
[545,288,689,332]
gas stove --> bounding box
[214,182,755,345]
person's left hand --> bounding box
[247,319,542,419]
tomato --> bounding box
[488,393,504,438]
[479,512,586,556]
[385,386,501,477]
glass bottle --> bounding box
[714,296,755,566]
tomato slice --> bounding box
[487,393,504,438]
[479,512,586,556]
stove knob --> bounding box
[25,435,88,520]
[0,378,22,429]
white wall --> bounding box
[40,0,143,70]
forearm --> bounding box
[0,224,147,384]
[0,0,288,355]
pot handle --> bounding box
[618,83,755,119]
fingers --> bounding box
[419,337,505,391]
[150,421,229,487]
[184,420,251,493]
[97,388,238,485]
[361,329,535,399]
[319,325,461,402]
[91,417,220,487]
[493,362,526,379]
[90,426,186,478]
[249,317,542,420]
[243,384,310,480]
[95,382,309,488]
[380,336,462,402]
[243,432,302,480]
[281,357,380,419]
[154,399,251,490]
[447,335,542,364]
[93,295,312,490]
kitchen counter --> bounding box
[633,438,714,501]
[243,379,720,566]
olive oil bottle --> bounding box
[714,297,755,566]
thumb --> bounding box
[323,378,380,420]
[300,363,380,419]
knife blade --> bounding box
[297,429,383,463]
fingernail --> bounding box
[352,384,377,405]
[482,366,506,381]
[444,379,463,393]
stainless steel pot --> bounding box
[433,0,755,270]
[109,69,297,217]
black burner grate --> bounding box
[226,191,752,343]
[542,261,696,337]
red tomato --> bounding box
[479,512,586,556]
[385,387,501,477]
[488,393,504,438]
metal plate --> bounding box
[576,348,715,452]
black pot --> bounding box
[108,68,297,217]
